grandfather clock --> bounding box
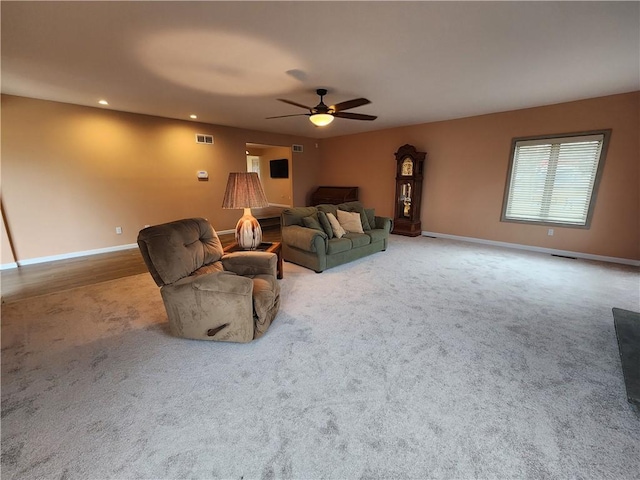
[392,144,426,237]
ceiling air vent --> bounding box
[196,134,214,145]
[292,144,303,153]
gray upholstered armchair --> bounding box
[137,218,280,342]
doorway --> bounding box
[245,143,293,207]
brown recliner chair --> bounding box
[137,218,280,342]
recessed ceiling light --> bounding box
[190,114,197,119]
[98,99,109,105]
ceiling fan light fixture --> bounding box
[309,113,334,127]
[270,89,375,125]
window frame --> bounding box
[500,129,611,229]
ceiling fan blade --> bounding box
[332,98,371,112]
[277,98,312,110]
[266,113,310,119]
[333,111,377,121]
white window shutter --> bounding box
[503,133,607,227]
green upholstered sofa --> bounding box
[281,201,392,273]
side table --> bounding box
[223,241,283,279]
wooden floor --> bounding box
[1,229,281,305]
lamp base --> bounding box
[235,208,263,250]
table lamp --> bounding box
[222,172,269,250]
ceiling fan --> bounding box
[266,88,377,126]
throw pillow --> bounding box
[365,208,376,230]
[359,210,371,231]
[326,212,346,238]
[302,214,324,233]
[317,211,334,238]
[337,209,364,234]
[338,202,371,231]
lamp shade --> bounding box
[222,172,269,209]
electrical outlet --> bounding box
[547,228,554,236]
[115,227,123,235]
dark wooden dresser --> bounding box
[311,186,359,205]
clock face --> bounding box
[401,158,413,176]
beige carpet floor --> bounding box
[2,236,639,479]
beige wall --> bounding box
[319,92,639,261]
[1,95,320,262]
[4,92,637,263]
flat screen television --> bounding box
[269,159,289,179]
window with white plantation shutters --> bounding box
[501,131,610,228]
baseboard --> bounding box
[421,231,640,267]
[0,243,139,269]
[7,230,633,269]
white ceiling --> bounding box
[2,1,639,139]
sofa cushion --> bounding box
[337,210,364,234]
[317,211,334,238]
[344,232,371,248]
[317,204,338,218]
[282,206,318,227]
[282,225,326,252]
[302,213,324,232]
[222,251,277,277]
[326,212,346,238]
[366,228,388,244]
[327,237,352,254]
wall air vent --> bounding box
[196,134,214,145]
[292,144,303,153]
